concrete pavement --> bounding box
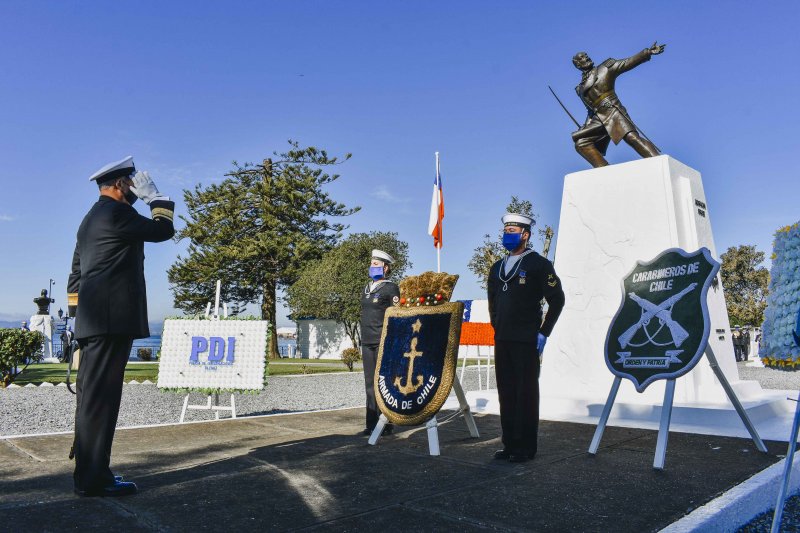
[0,408,786,532]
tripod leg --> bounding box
[589,377,621,455]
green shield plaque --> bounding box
[604,248,720,392]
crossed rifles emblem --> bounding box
[618,282,697,349]
[395,319,425,395]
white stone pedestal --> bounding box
[539,155,780,426]
[29,314,59,363]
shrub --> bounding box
[341,347,361,372]
[138,347,153,361]
[0,329,45,387]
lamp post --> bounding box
[57,308,70,361]
[48,279,55,315]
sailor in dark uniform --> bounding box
[360,249,400,435]
[487,213,565,463]
[67,156,175,497]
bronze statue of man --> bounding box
[571,42,666,168]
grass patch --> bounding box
[11,357,486,386]
[13,361,351,385]
[14,363,160,386]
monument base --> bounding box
[505,155,790,437]
[443,387,796,441]
[28,314,58,363]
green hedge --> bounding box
[0,329,45,387]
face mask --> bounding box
[502,232,523,252]
[124,190,138,206]
[369,266,384,280]
[117,179,138,206]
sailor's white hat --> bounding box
[371,249,394,264]
[502,213,534,228]
[89,156,135,183]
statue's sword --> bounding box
[548,86,581,128]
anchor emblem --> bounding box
[394,319,425,395]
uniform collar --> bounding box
[367,279,388,293]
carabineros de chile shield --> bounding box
[604,248,720,392]
[374,302,463,426]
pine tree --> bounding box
[168,141,359,358]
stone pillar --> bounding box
[29,314,59,363]
[540,155,765,407]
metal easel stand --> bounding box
[589,345,766,470]
[770,391,800,533]
[368,376,479,456]
[179,392,237,423]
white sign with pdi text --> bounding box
[157,319,268,391]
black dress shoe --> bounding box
[382,425,393,436]
[493,449,511,460]
[508,453,529,463]
[114,475,123,482]
[363,428,373,436]
[75,480,138,497]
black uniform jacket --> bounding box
[359,280,400,346]
[487,250,566,343]
[67,196,175,340]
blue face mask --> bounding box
[369,266,385,280]
[502,232,523,251]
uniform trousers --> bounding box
[361,344,380,430]
[73,335,133,490]
[494,340,541,456]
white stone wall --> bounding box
[296,319,353,359]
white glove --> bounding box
[130,171,169,204]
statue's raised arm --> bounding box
[567,42,666,168]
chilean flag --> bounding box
[427,155,444,248]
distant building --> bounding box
[294,319,352,359]
[276,326,297,339]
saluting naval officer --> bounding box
[487,213,565,463]
[360,249,400,435]
[67,156,175,496]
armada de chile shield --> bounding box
[374,302,463,426]
[604,248,720,393]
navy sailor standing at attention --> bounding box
[487,213,565,463]
[67,156,175,497]
[359,249,400,436]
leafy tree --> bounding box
[467,196,552,290]
[285,232,410,348]
[168,141,359,359]
[720,244,770,326]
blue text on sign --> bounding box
[190,336,236,364]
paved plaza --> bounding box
[1,407,785,532]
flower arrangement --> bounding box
[760,221,800,368]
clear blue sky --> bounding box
[1,1,797,326]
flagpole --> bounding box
[435,151,441,273]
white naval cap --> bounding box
[371,249,394,264]
[502,213,534,228]
[89,156,135,183]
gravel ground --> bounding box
[737,361,800,391]
[739,495,800,532]
[0,367,495,437]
